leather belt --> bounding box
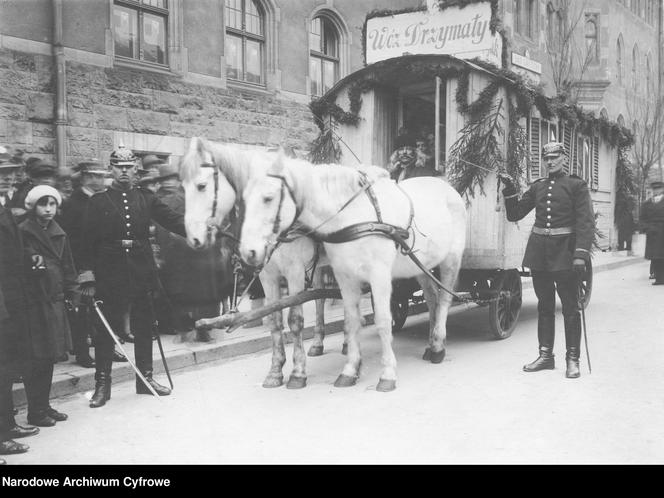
[532,226,573,236]
[104,239,146,249]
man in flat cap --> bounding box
[59,160,128,367]
[639,180,664,285]
[499,141,595,379]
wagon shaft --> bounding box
[195,288,343,333]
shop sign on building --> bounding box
[510,50,542,83]
[365,1,502,67]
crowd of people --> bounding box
[0,144,230,464]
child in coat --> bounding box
[19,185,76,427]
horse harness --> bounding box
[267,170,466,301]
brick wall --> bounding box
[0,48,56,163]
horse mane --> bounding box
[181,137,270,191]
[284,159,389,212]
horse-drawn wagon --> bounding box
[308,5,603,340]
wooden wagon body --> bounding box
[316,53,597,338]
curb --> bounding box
[11,256,645,406]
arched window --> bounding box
[513,0,522,35]
[646,54,652,94]
[514,0,536,38]
[617,114,625,128]
[546,3,556,48]
[632,44,639,91]
[616,35,624,84]
[309,15,340,97]
[600,108,609,120]
[584,16,598,63]
[526,0,536,38]
[225,0,265,84]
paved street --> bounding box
[5,260,663,465]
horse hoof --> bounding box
[430,349,446,364]
[334,374,357,388]
[262,375,284,388]
[376,378,396,392]
[307,345,324,357]
[286,376,307,389]
[422,348,432,361]
[341,344,348,355]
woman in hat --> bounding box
[19,185,76,426]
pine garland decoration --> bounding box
[448,98,505,200]
[506,97,528,191]
[308,117,342,164]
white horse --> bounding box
[181,137,342,389]
[239,154,467,391]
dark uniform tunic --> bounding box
[79,184,186,300]
[79,184,185,373]
[502,171,595,352]
[503,172,595,271]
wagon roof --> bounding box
[320,53,512,101]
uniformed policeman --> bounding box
[499,141,595,379]
[78,146,186,408]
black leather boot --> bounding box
[89,370,112,408]
[524,314,555,372]
[136,371,171,396]
[523,346,555,371]
[564,313,582,379]
[566,347,581,378]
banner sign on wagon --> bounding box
[365,1,502,67]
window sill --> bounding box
[114,56,177,76]
[226,79,272,96]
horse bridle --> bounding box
[200,160,220,246]
[266,173,301,238]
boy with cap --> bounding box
[499,141,595,379]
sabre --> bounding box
[147,291,173,390]
[580,299,592,374]
[92,300,162,399]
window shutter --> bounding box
[562,123,572,175]
[592,135,599,189]
[573,135,581,176]
[529,116,541,180]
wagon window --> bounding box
[310,16,340,97]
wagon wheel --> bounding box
[488,270,522,340]
[578,258,593,309]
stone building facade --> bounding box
[0,0,415,168]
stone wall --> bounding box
[0,48,56,163]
